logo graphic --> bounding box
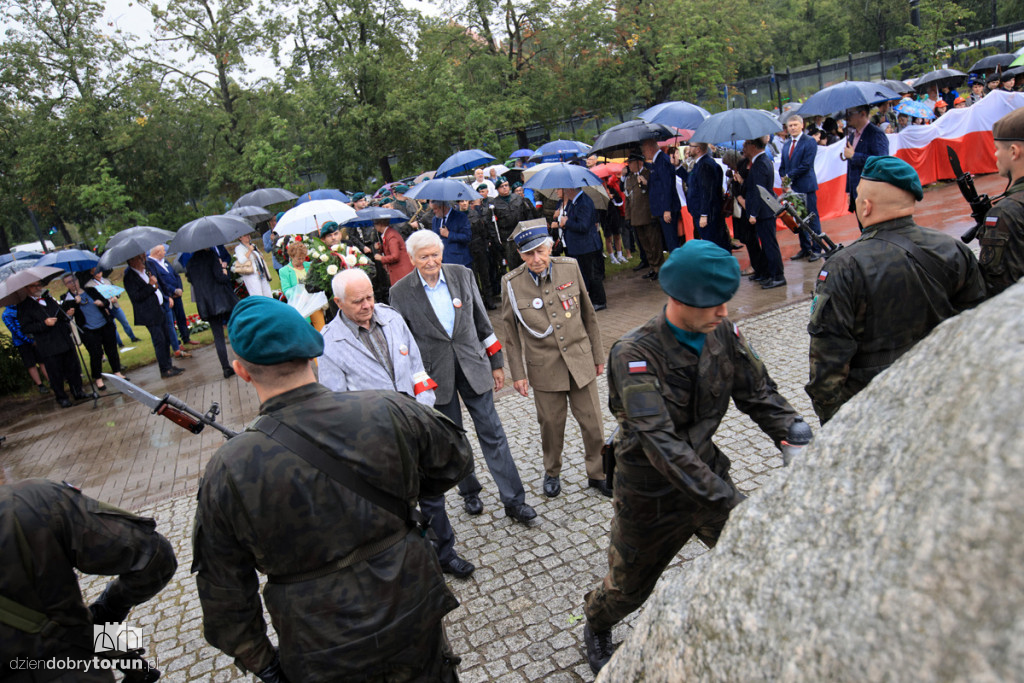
[93,623,144,653]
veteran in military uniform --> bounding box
[806,156,985,423]
[192,296,473,683]
[500,221,609,498]
[581,241,806,675]
[978,107,1024,298]
[1,475,176,682]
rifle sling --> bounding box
[871,229,957,289]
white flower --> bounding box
[320,254,329,262]
[326,264,338,275]
[358,256,369,265]
[331,244,340,252]
[344,254,357,267]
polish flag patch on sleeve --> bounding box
[818,270,828,282]
[483,333,502,356]
[628,361,648,374]
[412,371,438,395]
[986,215,999,227]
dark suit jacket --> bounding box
[744,152,777,220]
[685,154,724,222]
[431,208,472,267]
[16,294,74,357]
[124,267,167,327]
[389,264,502,405]
[846,123,889,197]
[184,249,237,320]
[780,134,819,193]
[647,151,682,216]
[146,257,183,299]
[560,191,602,256]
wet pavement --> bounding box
[0,173,1000,681]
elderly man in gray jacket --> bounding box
[319,268,477,579]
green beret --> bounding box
[476,183,489,191]
[861,156,923,201]
[393,184,410,193]
[494,176,508,187]
[660,241,740,307]
[319,220,341,237]
[275,211,286,221]
[228,297,324,364]
[351,192,366,201]
[511,181,523,189]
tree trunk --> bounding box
[378,156,394,184]
[516,128,530,150]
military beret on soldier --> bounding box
[660,241,740,308]
[511,181,523,189]
[319,221,341,238]
[494,176,509,187]
[393,184,410,193]
[993,106,1024,141]
[351,192,366,201]
[228,297,324,364]
[476,183,489,191]
[861,156,924,201]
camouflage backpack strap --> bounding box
[870,229,958,288]
[0,593,53,635]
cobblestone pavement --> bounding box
[73,299,818,682]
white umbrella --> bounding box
[485,164,510,178]
[523,163,610,209]
[275,200,358,236]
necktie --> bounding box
[788,140,795,158]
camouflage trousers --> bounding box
[584,486,731,633]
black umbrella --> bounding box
[232,188,298,209]
[690,109,782,145]
[97,226,177,270]
[913,69,967,93]
[226,205,273,223]
[168,215,254,253]
[589,120,675,158]
[874,79,913,95]
[968,54,1017,74]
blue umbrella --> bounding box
[404,178,481,202]
[522,162,603,191]
[638,101,711,131]
[509,148,534,158]
[797,81,901,117]
[435,149,497,178]
[37,248,100,273]
[295,188,351,204]
[690,109,782,145]
[530,140,592,162]
[0,251,43,268]
[895,99,935,120]
[342,207,409,229]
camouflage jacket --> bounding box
[0,480,176,683]
[492,193,534,240]
[608,313,798,510]
[807,216,986,423]
[192,384,473,681]
[978,177,1024,298]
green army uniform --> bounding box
[977,177,1024,298]
[1,479,176,682]
[584,313,799,632]
[192,385,473,682]
[806,216,985,423]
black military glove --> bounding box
[780,417,814,466]
[254,652,291,683]
[88,582,134,624]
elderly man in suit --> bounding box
[147,244,195,359]
[843,105,890,213]
[554,186,607,310]
[780,114,824,261]
[500,222,609,498]
[124,253,184,378]
[684,142,730,251]
[430,200,473,268]
[640,138,682,253]
[744,137,786,289]
[390,230,538,525]
[319,268,476,579]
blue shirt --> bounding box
[666,318,706,356]
[77,290,108,330]
[3,306,30,346]
[419,269,455,337]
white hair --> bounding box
[785,113,804,124]
[331,268,372,301]
[406,230,444,260]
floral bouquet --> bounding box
[274,234,307,267]
[779,176,809,219]
[303,239,375,295]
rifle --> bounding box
[757,186,841,256]
[601,426,620,490]
[947,146,1002,244]
[102,374,239,439]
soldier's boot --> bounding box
[584,622,616,674]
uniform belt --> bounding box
[267,526,414,584]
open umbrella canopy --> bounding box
[796,81,902,117]
[0,251,43,268]
[97,226,177,270]
[233,187,298,209]
[343,207,409,229]
[969,54,1017,73]
[435,149,497,178]
[169,215,255,253]
[690,108,783,144]
[522,163,609,209]
[895,99,935,121]
[914,68,967,92]
[638,100,711,131]
[37,248,99,273]
[0,266,65,306]
[484,164,510,178]
[530,140,592,162]
[226,205,273,223]
[404,178,480,202]
[523,162,604,190]
[590,120,675,158]
[0,258,44,281]
[591,162,625,179]
[509,148,534,158]
[874,79,913,95]
[275,200,358,236]
[295,189,351,205]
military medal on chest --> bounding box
[532,297,543,309]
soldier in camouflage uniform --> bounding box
[1,476,176,682]
[582,241,806,675]
[806,156,985,423]
[192,296,473,683]
[978,107,1024,298]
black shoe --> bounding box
[642,270,656,279]
[440,555,475,579]
[593,304,607,311]
[37,384,49,394]
[808,252,822,262]
[584,623,616,674]
[650,271,659,281]
[632,262,649,272]
[95,382,108,391]
[160,367,185,378]
[761,278,787,289]
[223,367,236,379]
[543,475,561,497]
[504,503,537,524]
[57,398,73,409]
[72,390,97,401]
[790,250,809,261]
[749,274,767,282]
[463,494,483,515]
[129,337,141,342]
[588,478,613,498]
